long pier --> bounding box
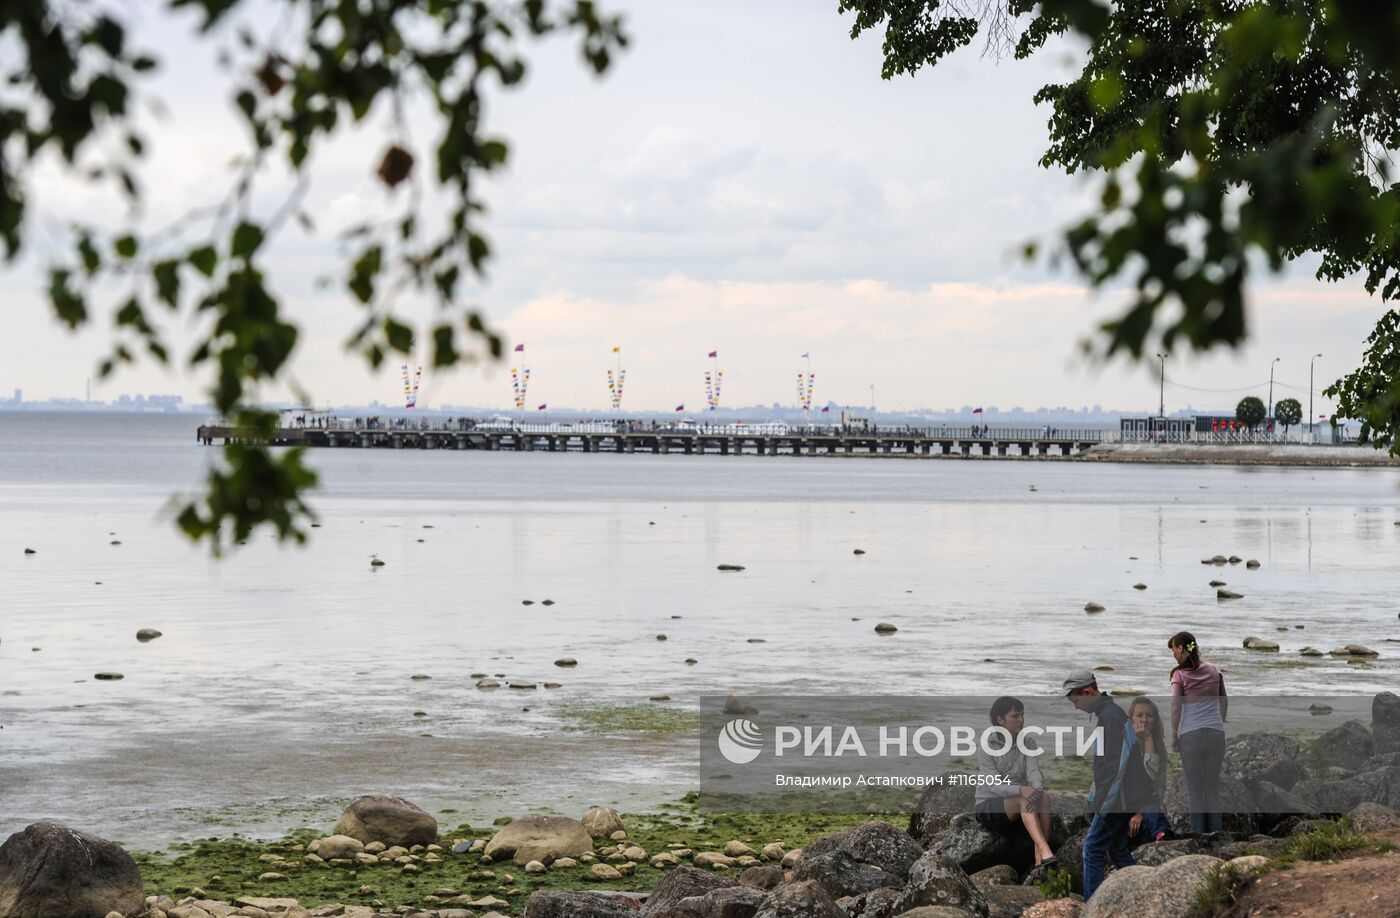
[195,422,1107,458]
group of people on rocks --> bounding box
[975,631,1227,901]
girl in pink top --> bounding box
[1168,631,1228,834]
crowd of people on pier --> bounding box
[975,630,1227,901]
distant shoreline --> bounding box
[820,443,1400,468]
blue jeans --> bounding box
[1129,810,1172,846]
[1083,812,1135,901]
[1180,728,1226,834]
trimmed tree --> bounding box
[1275,398,1302,437]
[1237,396,1267,432]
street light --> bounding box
[1268,357,1281,419]
[1309,353,1322,443]
[1156,353,1168,420]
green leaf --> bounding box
[384,318,414,353]
[114,234,138,258]
[78,235,101,275]
[231,222,264,259]
[153,259,181,307]
[189,245,218,277]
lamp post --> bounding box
[1268,357,1280,419]
[1156,353,1167,419]
[1309,352,1322,443]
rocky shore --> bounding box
[2,693,1398,918]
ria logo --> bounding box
[717,719,763,765]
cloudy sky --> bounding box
[1,0,1381,415]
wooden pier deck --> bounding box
[195,422,1107,458]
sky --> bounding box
[0,0,1383,415]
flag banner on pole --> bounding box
[514,343,525,352]
[675,404,684,412]
[973,407,984,414]
[708,350,717,358]
[537,404,547,411]
[821,406,830,413]
[511,366,531,409]
[612,346,620,353]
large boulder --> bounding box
[1080,854,1224,918]
[1129,838,1204,866]
[667,886,765,918]
[1246,781,1311,822]
[332,795,437,847]
[793,847,903,899]
[890,852,990,916]
[751,880,846,918]
[1022,902,1082,918]
[798,821,923,880]
[982,884,1047,918]
[1349,802,1400,834]
[486,815,594,866]
[1375,692,1400,756]
[1307,721,1374,775]
[1290,766,1400,814]
[583,806,627,839]
[931,814,1030,876]
[0,822,145,918]
[641,866,737,915]
[313,834,364,860]
[840,885,901,918]
[1223,733,1303,789]
[909,781,976,848]
[525,890,643,917]
[1163,772,1258,837]
[1047,793,1091,844]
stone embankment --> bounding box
[1,693,1397,918]
[1077,443,1400,468]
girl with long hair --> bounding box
[1126,696,1172,845]
[1168,631,1228,834]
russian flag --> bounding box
[514,343,525,352]
[537,404,547,411]
[675,404,685,412]
[708,350,717,358]
[972,407,984,414]
[821,406,830,413]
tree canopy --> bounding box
[840,0,1400,452]
[1274,397,1302,432]
[1236,395,1266,429]
[1,0,626,552]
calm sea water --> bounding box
[2,412,1398,846]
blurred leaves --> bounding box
[2,1,626,553]
[841,0,1400,451]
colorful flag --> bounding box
[514,343,525,352]
[821,406,830,413]
[675,404,684,412]
[537,403,547,411]
[801,352,810,358]
[972,407,984,414]
[708,350,717,358]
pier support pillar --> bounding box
[960,442,971,456]
[1060,443,1073,456]
[1037,443,1049,456]
[997,444,1008,456]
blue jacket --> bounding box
[1089,694,1155,814]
